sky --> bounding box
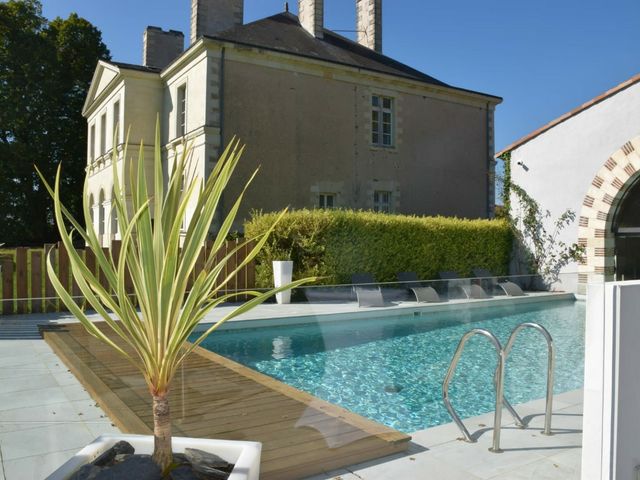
[41,0,640,154]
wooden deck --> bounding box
[43,323,411,479]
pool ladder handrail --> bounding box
[442,328,506,453]
[500,322,556,436]
[442,322,556,453]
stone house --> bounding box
[498,74,640,293]
[82,0,502,246]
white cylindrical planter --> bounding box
[272,260,293,304]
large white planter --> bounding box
[273,260,293,304]
[46,434,261,480]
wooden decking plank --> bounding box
[43,322,411,480]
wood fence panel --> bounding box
[58,242,70,302]
[100,248,110,293]
[84,249,96,310]
[15,247,28,314]
[1,258,14,315]
[246,241,256,296]
[30,251,43,313]
[72,250,83,306]
[236,241,247,300]
[43,244,57,312]
[1,240,256,315]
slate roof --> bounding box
[205,12,501,100]
[110,61,161,74]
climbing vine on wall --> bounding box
[509,182,584,285]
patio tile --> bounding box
[303,470,359,480]
[0,386,69,412]
[428,435,547,479]
[486,455,579,479]
[1,373,60,394]
[61,384,92,402]
[0,400,96,434]
[0,423,93,461]
[342,451,483,480]
[3,448,78,480]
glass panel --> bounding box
[383,97,392,109]
[327,195,334,208]
[383,134,392,146]
[383,112,391,123]
[372,132,379,144]
[372,95,380,107]
[383,123,391,135]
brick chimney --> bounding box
[191,0,244,44]
[356,0,382,52]
[298,0,324,39]
[143,27,184,69]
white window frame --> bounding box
[112,100,120,146]
[177,83,187,137]
[373,190,392,213]
[89,123,96,163]
[371,95,395,147]
[319,193,336,209]
[100,112,107,156]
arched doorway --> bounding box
[612,176,640,280]
[577,137,640,293]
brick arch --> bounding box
[577,136,640,293]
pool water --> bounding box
[194,300,585,433]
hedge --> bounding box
[244,209,513,288]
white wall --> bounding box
[582,280,640,480]
[510,81,640,286]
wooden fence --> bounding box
[0,240,256,315]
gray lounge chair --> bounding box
[351,273,386,307]
[397,272,441,303]
[439,271,490,299]
[472,268,526,297]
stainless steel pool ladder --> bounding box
[441,322,556,453]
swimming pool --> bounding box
[194,299,585,433]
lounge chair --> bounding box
[351,273,386,307]
[439,271,490,299]
[472,268,526,297]
[397,272,441,303]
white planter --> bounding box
[46,434,261,480]
[273,260,293,304]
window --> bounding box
[89,124,96,162]
[319,193,336,209]
[100,112,107,155]
[177,84,187,137]
[371,95,394,147]
[373,190,392,213]
[113,100,120,145]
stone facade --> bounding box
[143,27,184,69]
[298,0,324,38]
[83,2,501,246]
[356,0,382,52]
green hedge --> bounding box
[245,209,512,288]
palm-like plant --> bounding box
[37,124,310,471]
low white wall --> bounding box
[582,280,640,479]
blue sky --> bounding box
[42,0,640,153]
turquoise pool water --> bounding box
[194,299,585,433]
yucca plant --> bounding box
[37,124,311,472]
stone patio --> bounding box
[0,296,582,479]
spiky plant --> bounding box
[37,124,310,471]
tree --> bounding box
[0,0,110,245]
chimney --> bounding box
[143,27,184,69]
[298,0,324,39]
[356,0,382,52]
[191,0,244,44]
